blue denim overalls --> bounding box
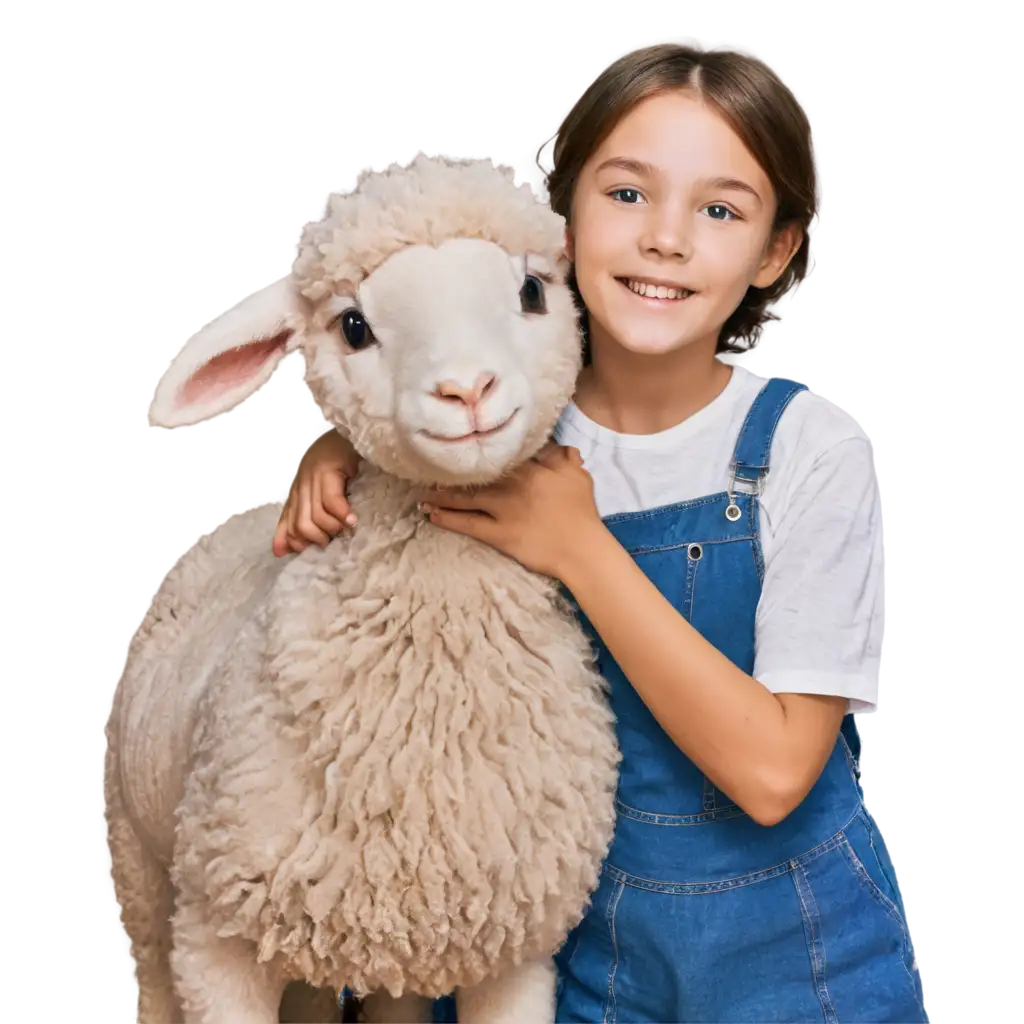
[357,378,927,1024]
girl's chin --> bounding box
[601,328,703,358]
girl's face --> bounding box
[569,90,799,360]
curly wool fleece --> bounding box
[169,490,617,998]
[107,155,620,1008]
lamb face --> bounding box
[301,237,580,487]
[148,155,580,490]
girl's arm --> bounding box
[560,434,881,825]
[559,522,846,827]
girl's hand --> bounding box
[420,443,603,579]
[273,429,362,557]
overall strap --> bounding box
[726,378,807,516]
[728,376,863,770]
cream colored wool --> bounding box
[105,155,619,1024]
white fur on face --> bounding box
[303,238,580,486]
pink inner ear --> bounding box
[175,331,292,409]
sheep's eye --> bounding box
[337,308,376,350]
[520,274,546,314]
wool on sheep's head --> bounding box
[149,154,582,486]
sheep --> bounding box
[105,154,620,1024]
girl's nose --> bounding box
[641,207,692,260]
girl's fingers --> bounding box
[295,481,330,547]
[321,471,357,526]
[423,487,501,515]
[286,489,308,552]
[272,450,360,557]
[311,472,345,535]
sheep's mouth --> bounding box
[419,408,520,444]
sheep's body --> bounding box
[106,155,619,1023]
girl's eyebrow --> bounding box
[594,156,658,178]
[700,176,764,207]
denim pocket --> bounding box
[796,832,928,1022]
[839,812,912,942]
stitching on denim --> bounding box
[749,382,807,468]
[838,731,860,780]
[756,386,806,467]
[685,546,699,622]
[840,833,907,931]
[602,878,625,1024]
[628,533,755,556]
[791,860,839,1023]
[615,797,745,824]
[603,805,861,893]
[730,381,807,479]
[730,383,769,468]
[860,809,901,910]
[839,833,922,1004]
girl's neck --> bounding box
[573,329,733,436]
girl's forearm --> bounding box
[558,522,842,826]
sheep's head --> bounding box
[149,155,580,486]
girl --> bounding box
[273,43,927,1024]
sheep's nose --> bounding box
[434,373,496,407]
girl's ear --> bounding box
[148,277,307,428]
[752,223,803,289]
[564,226,575,262]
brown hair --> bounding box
[541,43,817,355]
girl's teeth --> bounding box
[626,279,690,300]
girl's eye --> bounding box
[704,204,737,221]
[610,188,645,205]
[336,308,377,350]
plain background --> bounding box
[2,2,1019,1020]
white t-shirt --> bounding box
[553,362,882,714]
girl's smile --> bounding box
[618,276,695,302]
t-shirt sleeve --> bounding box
[753,436,883,713]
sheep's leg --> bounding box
[360,991,433,1023]
[455,958,556,1024]
[105,744,182,1023]
[170,902,285,1024]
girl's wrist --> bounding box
[556,519,619,590]
[318,427,360,468]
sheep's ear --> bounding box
[149,277,306,428]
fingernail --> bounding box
[345,513,357,526]
[420,502,433,514]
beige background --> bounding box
[2,9,1024,1024]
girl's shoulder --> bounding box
[732,364,874,470]
[729,368,880,512]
